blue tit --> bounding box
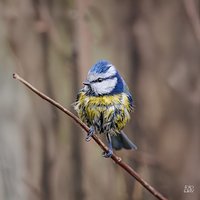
[74,60,137,158]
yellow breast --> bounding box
[74,92,132,133]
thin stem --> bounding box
[184,0,200,44]
[13,73,168,200]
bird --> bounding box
[74,60,137,158]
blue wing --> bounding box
[122,78,134,109]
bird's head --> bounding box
[83,60,124,96]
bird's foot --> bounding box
[102,149,113,158]
[85,127,95,142]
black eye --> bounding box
[97,78,103,82]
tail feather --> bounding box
[111,131,137,150]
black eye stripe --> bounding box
[91,75,116,83]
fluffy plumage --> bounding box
[74,60,137,157]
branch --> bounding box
[13,73,168,200]
[184,0,200,44]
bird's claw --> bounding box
[85,127,94,142]
[102,149,113,158]
[85,135,92,142]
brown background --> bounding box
[0,0,200,200]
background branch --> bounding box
[13,73,168,200]
[184,0,200,44]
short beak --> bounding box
[83,80,90,86]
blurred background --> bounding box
[0,0,200,200]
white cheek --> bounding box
[92,78,117,95]
[106,66,116,77]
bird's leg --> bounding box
[85,126,95,142]
[102,133,113,158]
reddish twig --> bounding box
[13,73,168,200]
